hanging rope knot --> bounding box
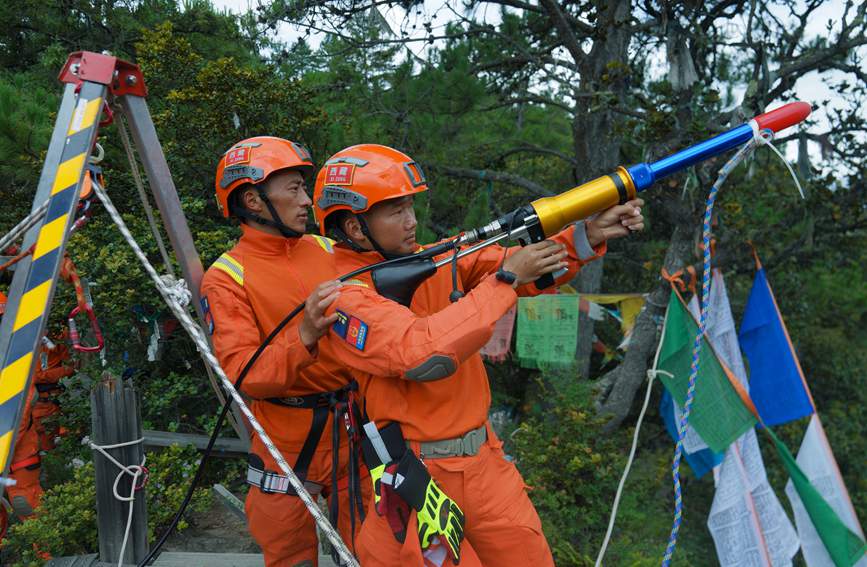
[750,122,806,200]
[661,268,687,292]
[647,369,674,381]
[160,274,191,308]
[88,437,146,567]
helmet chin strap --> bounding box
[357,215,408,261]
[236,186,302,239]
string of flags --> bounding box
[478,250,866,566]
[480,288,646,368]
[654,255,866,567]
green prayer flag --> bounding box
[769,428,867,567]
[656,290,756,452]
[516,295,578,368]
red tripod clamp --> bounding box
[58,51,147,98]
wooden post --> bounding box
[90,373,148,565]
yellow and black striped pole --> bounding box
[0,80,105,479]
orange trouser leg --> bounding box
[355,493,483,567]
[356,425,553,567]
[7,415,43,518]
[245,443,370,567]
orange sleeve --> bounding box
[325,274,517,380]
[201,271,317,399]
[455,221,607,295]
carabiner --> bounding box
[68,304,104,353]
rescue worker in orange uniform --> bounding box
[32,329,74,451]
[201,138,562,567]
[201,137,367,567]
[311,144,645,566]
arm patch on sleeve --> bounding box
[332,310,368,350]
[201,296,214,335]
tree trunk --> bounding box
[569,0,633,377]
[596,224,695,430]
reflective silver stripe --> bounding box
[212,254,244,285]
[246,464,323,495]
[325,156,369,167]
[414,424,487,459]
[573,220,597,260]
[363,421,393,464]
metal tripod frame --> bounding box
[0,51,250,480]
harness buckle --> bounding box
[258,470,286,494]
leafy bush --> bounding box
[2,445,211,565]
[511,370,715,566]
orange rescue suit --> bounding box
[325,223,605,566]
[201,225,369,567]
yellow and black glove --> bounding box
[392,451,466,564]
[362,422,412,543]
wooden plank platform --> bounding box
[142,429,247,457]
[48,552,339,567]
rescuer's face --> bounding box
[260,169,311,233]
[365,196,418,255]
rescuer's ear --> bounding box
[341,214,366,243]
[239,186,265,215]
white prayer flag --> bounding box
[702,270,800,567]
[785,414,866,567]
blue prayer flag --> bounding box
[659,389,724,479]
[739,268,814,427]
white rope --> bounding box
[116,114,177,278]
[750,123,806,200]
[89,180,359,567]
[87,436,146,567]
[595,368,674,567]
[0,199,49,253]
[160,274,191,308]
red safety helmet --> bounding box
[312,144,428,236]
[214,136,314,218]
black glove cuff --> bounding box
[361,421,407,470]
[392,450,431,512]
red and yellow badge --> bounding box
[225,146,252,166]
[324,163,355,185]
[332,310,368,350]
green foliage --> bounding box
[0,1,864,562]
[512,372,715,566]
[1,445,210,565]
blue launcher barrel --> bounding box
[529,102,811,237]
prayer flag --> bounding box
[659,388,722,479]
[785,415,867,567]
[516,295,579,368]
[770,426,866,567]
[702,271,799,566]
[739,268,814,426]
[655,289,756,453]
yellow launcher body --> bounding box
[530,166,636,238]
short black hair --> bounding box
[325,209,354,240]
[228,183,256,221]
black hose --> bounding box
[139,239,457,566]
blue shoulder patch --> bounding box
[331,310,368,350]
[201,296,214,335]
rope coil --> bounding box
[87,436,146,567]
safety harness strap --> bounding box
[246,456,324,495]
[260,381,366,552]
